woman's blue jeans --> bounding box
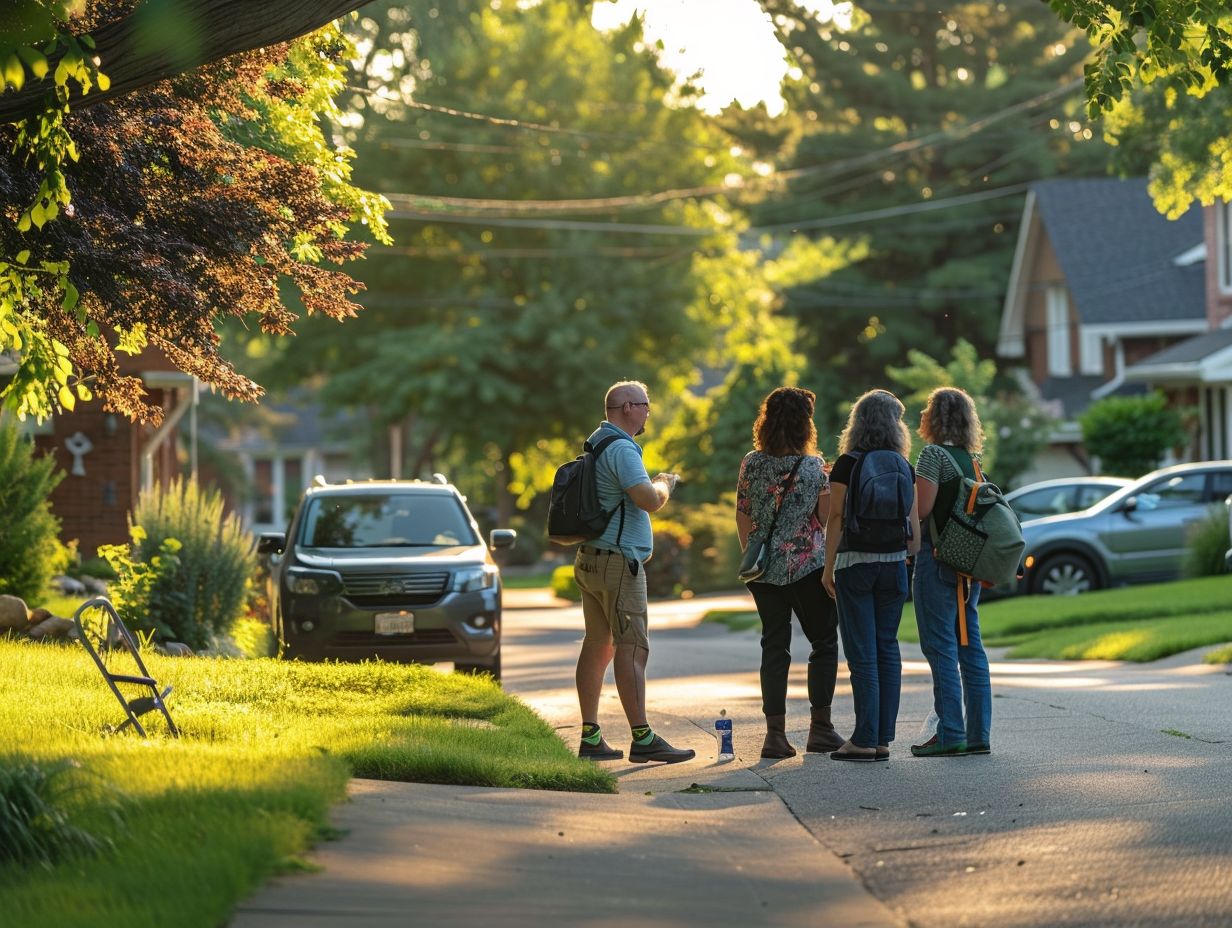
[834,560,907,749]
[912,542,992,746]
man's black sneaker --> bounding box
[579,737,624,761]
[629,734,695,764]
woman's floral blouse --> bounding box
[736,451,828,585]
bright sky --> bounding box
[590,0,844,115]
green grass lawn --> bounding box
[0,639,613,928]
[501,569,555,589]
[703,576,1232,662]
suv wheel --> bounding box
[455,648,501,681]
[1032,552,1098,596]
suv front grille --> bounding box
[341,571,450,606]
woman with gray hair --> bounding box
[910,387,992,757]
[822,389,920,761]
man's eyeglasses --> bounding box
[607,401,650,409]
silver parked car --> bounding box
[1224,493,1232,571]
[1005,476,1132,522]
[259,478,516,678]
[1017,461,1232,595]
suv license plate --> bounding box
[375,612,415,635]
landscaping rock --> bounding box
[161,642,194,657]
[0,595,30,631]
[29,607,51,624]
[81,576,108,595]
[52,575,87,595]
[26,616,75,640]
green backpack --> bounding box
[929,447,1025,642]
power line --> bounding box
[753,183,1030,234]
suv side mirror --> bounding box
[1120,496,1138,515]
[490,529,517,550]
[258,532,286,555]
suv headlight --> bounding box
[451,565,498,593]
[286,567,342,596]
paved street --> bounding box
[504,590,1232,927]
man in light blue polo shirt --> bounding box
[573,380,694,764]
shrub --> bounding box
[0,759,110,868]
[647,518,692,599]
[676,499,743,594]
[551,564,581,601]
[1184,505,1231,578]
[0,420,64,603]
[99,530,184,644]
[498,514,547,567]
[117,480,255,650]
[1079,392,1186,478]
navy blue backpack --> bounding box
[844,450,915,548]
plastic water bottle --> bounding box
[715,709,734,761]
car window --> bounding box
[1136,473,1206,511]
[300,493,479,547]
[1075,484,1116,509]
[1011,487,1071,519]
[1208,469,1232,501]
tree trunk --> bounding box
[0,0,375,125]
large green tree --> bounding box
[745,0,1108,435]
[1045,1,1232,217]
[0,1,387,421]
[256,0,810,520]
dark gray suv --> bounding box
[259,478,516,678]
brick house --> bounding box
[997,177,1210,481]
[26,350,193,558]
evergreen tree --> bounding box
[749,0,1110,433]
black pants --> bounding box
[747,567,839,717]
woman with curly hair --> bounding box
[822,389,920,761]
[910,387,992,757]
[736,386,844,758]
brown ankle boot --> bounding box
[761,714,797,758]
[806,706,845,753]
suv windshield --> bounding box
[300,493,479,548]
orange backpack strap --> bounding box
[956,575,970,646]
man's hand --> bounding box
[652,472,680,495]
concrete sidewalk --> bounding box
[231,763,900,928]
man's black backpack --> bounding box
[546,435,628,546]
[843,449,915,548]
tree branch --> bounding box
[0,0,374,125]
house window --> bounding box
[1220,201,1232,294]
[1046,286,1072,376]
[1079,329,1102,376]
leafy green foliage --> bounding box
[97,528,183,643]
[677,497,744,595]
[0,758,110,869]
[1079,391,1186,477]
[885,339,1055,486]
[1,6,388,423]
[1047,0,1232,117]
[246,0,843,524]
[133,479,255,650]
[551,564,581,602]
[0,416,63,602]
[1183,504,1231,578]
[750,0,1107,424]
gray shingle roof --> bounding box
[1128,327,1232,368]
[1040,374,1145,419]
[1032,178,1205,325]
